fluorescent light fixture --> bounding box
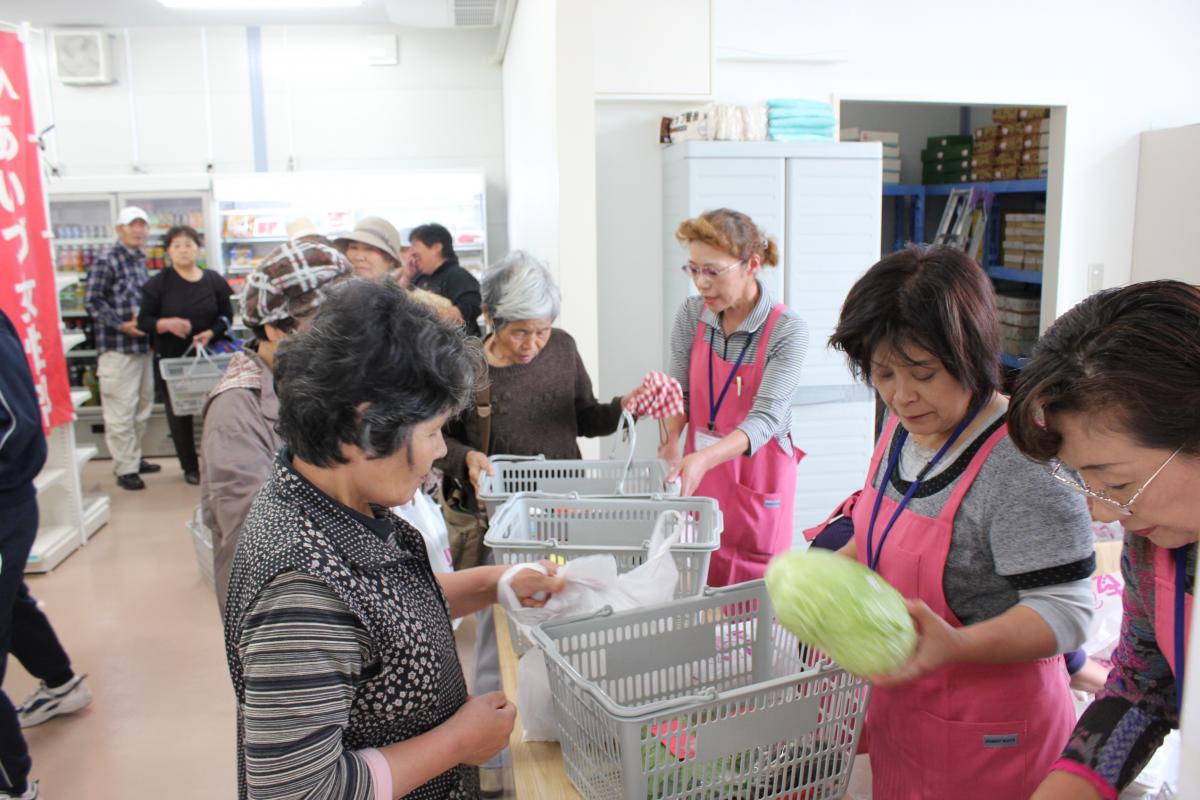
[158,0,363,9]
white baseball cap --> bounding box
[117,206,148,226]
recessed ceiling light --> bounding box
[158,0,363,9]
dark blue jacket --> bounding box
[0,308,48,507]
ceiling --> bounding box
[0,0,498,29]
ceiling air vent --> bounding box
[452,0,499,27]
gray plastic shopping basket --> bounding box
[530,581,870,800]
[158,344,234,415]
[485,493,722,655]
[477,412,676,517]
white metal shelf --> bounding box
[75,445,98,470]
[27,525,79,574]
[82,495,111,541]
[33,468,66,494]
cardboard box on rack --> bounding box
[883,170,901,184]
[840,128,900,145]
[922,146,972,162]
[999,308,1041,328]
[882,143,901,158]
[1002,252,1025,269]
[927,134,973,149]
[973,137,997,155]
[975,125,998,141]
[882,157,901,171]
[996,293,1041,314]
[1021,148,1050,164]
[971,154,994,169]
[1018,163,1049,179]
[995,150,1022,167]
[1006,213,1046,223]
[992,107,1021,123]
[1019,107,1051,120]
[922,161,970,182]
[995,135,1025,153]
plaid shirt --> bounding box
[85,241,151,354]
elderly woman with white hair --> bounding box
[438,250,639,795]
[440,250,640,495]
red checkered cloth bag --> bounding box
[629,370,685,419]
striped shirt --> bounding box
[84,241,151,354]
[239,572,378,799]
[668,280,809,455]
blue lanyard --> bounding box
[865,407,982,572]
[707,328,756,431]
[1175,545,1190,712]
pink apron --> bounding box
[852,415,1075,799]
[685,304,804,587]
[1152,543,1192,710]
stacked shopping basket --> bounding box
[483,413,868,798]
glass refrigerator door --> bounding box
[213,171,488,277]
[118,192,209,273]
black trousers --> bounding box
[154,359,198,474]
[0,496,74,792]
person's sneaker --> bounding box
[479,767,504,798]
[18,675,92,728]
[0,780,39,799]
[137,459,162,474]
[184,470,200,486]
[116,473,145,491]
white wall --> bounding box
[594,0,1200,458]
[23,24,508,253]
[502,0,602,454]
[502,0,558,267]
[1131,124,1200,284]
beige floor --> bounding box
[6,459,508,799]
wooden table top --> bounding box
[495,606,582,800]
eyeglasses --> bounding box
[1048,447,1182,516]
[680,259,744,280]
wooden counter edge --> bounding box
[494,606,582,800]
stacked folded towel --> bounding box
[767,99,835,142]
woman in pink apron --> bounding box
[1006,281,1200,800]
[658,209,807,586]
[828,246,1097,799]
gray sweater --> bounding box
[874,412,1096,651]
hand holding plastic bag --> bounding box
[508,511,684,741]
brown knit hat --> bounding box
[241,240,353,328]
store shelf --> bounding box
[882,184,925,197]
[53,237,111,246]
[223,236,289,244]
[1000,352,1029,369]
[66,349,97,359]
[75,444,98,470]
[34,467,67,494]
[26,525,79,573]
[82,494,111,540]
[61,331,86,351]
[71,388,92,409]
[61,310,89,318]
[924,178,1047,196]
[986,266,1043,285]
[55,272,83,292]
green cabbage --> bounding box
[765,549,916,678]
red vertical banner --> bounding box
[0,30,71,433]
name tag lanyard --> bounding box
[865,405,982,571]
[707,327,756,432]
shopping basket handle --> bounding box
[612,410,638,494]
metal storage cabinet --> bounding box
[662,141,882,544]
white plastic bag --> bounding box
[1083,571,1125,662]
[516,649,557,741]
[504,511,684,741]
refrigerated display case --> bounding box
[46,175,216,461]
[212,171,489,280]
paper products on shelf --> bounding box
[840,128,900,145]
